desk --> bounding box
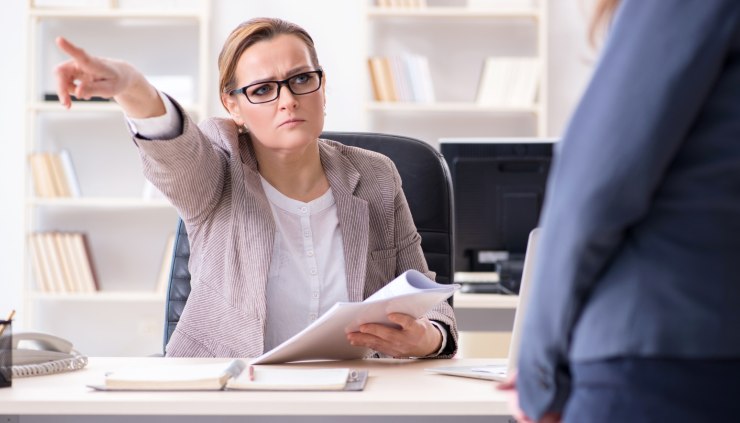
[0,357,513,422]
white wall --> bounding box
[0,0,594,343]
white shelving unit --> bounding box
[365,0,549,146]
[23,0,210,356]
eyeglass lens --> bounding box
[247,72,321,103]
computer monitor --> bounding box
[440,138,555,292]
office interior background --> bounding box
[0,0,597,356]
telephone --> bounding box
[11,332,88,377]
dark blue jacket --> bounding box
[518,0,740,418]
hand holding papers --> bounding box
[252,270,460,365]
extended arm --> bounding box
[54,37,164,118]
[53,37,227,226]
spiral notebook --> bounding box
[88,360,368,391]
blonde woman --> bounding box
[53,18,457,359]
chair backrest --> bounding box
[163,132,455,352]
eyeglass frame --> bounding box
[228,69,324,104]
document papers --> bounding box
[252,270,460,365]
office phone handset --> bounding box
[11,332,88,377]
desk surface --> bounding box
[0,357,510,416]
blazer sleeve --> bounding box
[516,0,740,418]
[390,159,459,357]
[131,99,229,228]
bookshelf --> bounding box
[365,0,549,146]
[23,0,210,356]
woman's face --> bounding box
[224,34,325,156]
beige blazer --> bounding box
[133,112,458,358]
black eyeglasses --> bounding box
[229,70,324,104]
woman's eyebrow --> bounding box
[245,65,313,86]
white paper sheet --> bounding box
[251,270,459,365]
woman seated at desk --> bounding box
[52,17,457,359]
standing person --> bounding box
[53,17,457,359]
[501,1,740,421]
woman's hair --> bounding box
[218,17,320,110]
[589,0,621,46]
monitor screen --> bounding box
[440,138,555,287]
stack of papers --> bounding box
[252,269,459,364]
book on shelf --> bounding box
[78,233,100,292]
[60,233,84,292]
[47,153,71,198]
[88,360,368,391]
[29,234,53,293]
[52,232,76,292]
[28,150,82,199]
[29,232,99,294]
[367,57,397,102]
[251,269,459,365]
[367,55,435,103]
[28,153,55,198]
[41,231,67,293]
[58,150,81,198]
[476,57,540,107]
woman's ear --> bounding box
[221,92,244,126]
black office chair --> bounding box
[163,132,455,351]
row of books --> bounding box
[29,232,176,295]
[28,151,81,198]
[367,55,540,106]
[367,55,435,103]
[30,150,170,200]
[28,232,98,293]
[476,57,540,107]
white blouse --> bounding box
[259,177,348,351]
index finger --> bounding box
[56,36,92,65]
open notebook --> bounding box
[426,228,540,382]
[88,360,368,391]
